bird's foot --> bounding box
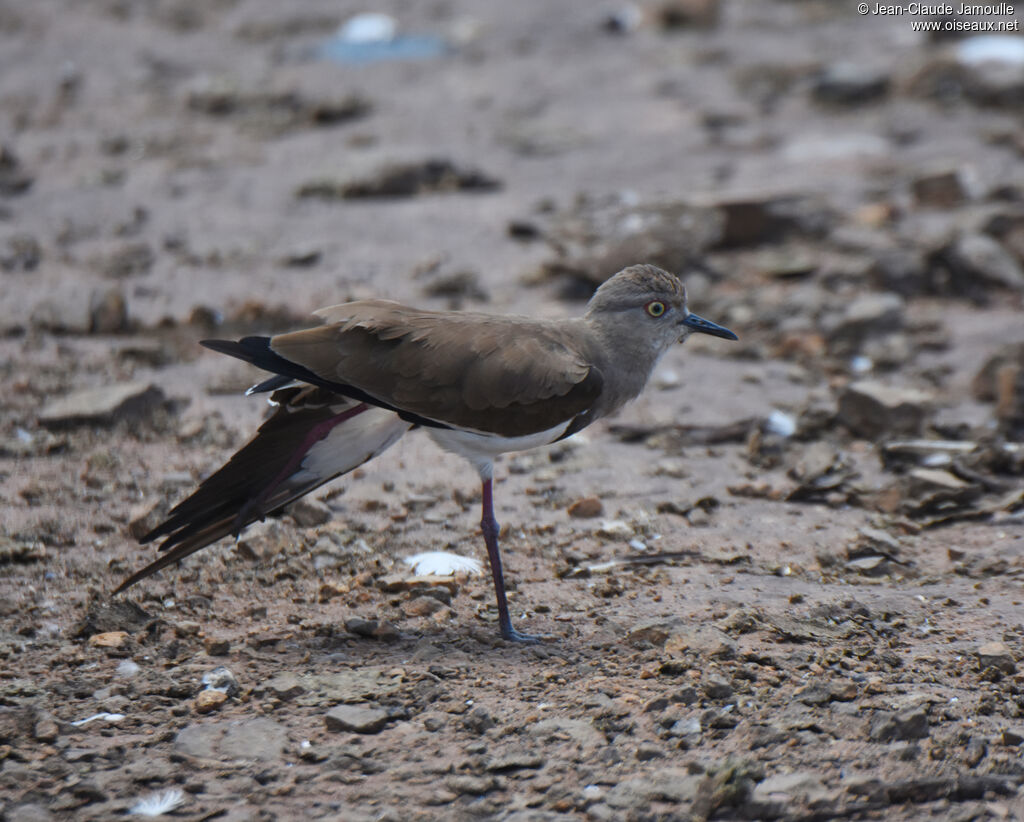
[499,625,549,644]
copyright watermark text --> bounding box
[857,2,1020,30]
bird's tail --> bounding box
[113,385,410,594]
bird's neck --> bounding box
[581,315,671,419]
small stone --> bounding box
[462,706,496,734]
[204,637,230,655]
[908,468,973,496]
[445,774,497,796]
[289,498,331,528]
[97,241,153,278]
[977,641,1017,674]
[942,233,1024,295]
[88,287,129,333]
[702,674,734,699]
[812,62,889,105]
[656,0,721,28]
[837,380,932,439]
[823,293,904,355]
[869,706,929,742]
[39,382,167,429]
[596,519,633,539]
[264,672,305,701]
[401,596,446,618]
[486,749,545,771]
[279,245,322,267]
[33,717,59,743]
[1000,728,1024,746]
[194,689,228,714]
[635,742,665,761]
[201,667,240,697]
[568,496,604,519]
[127,500,163,540]
[325,704,391,734]
[88,631,128,648]
[912,169,968,208]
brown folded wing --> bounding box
[268,302,603,437]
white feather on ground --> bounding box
[403,551,483,576]
[129,788,185,817]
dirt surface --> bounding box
[3,1,1024,820]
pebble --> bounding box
[911,169,968,208]
[486,749,545,771]
[33,717,59,743]
[945,233,1024,294]
[595,519,633,539]
[977,641,1017,674]
[289,498,332,527]
[402,595,446,618]
[823,292,904,355]
[325,704,391,734]
[88,631,128,648]
[635,742,665,761]
[568,496,604,518]
[999,728,1024,746]
[869,706,929,742]
[462,706,496,734]
[39,382,167,429]
[446,774,497,796]
[201,667,240,697]
[264,672,306,701]
[88,287,129,333]
[811,62,889,106]
[193,689,228,714]
[702,674,734,700]
[836,380,932,439]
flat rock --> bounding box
[39,381,166,429]
[486,749,545,772]
[604,769,703,810]
[837,380,932,439]
[529,717,605,750]
[325,704,391,734]
[175,717,288,761]
[751,771,835,816]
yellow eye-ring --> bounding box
[645,300,666,318]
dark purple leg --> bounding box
[233,403,369,534]
[480,478,541,643]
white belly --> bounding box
[428,421,571,479]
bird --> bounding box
[114,264,737,642]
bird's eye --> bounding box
[645,300,666,318]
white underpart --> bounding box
[428,421,572,479]
[292,407,412,483]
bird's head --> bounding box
[586,264,737,349]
